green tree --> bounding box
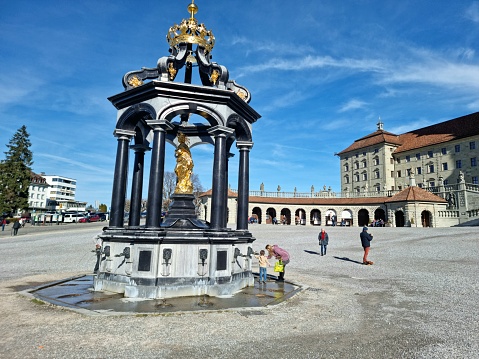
[99,203,108,213]
[0,126,33,215]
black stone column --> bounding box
[209,126,234,230]
[109,129,135,228]
[145,120,173,228]
[236,141,253,230]
[128,144,150,227]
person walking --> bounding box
[12,220,21,236]
[266,244,290,282]
[318,228,329,256]
[1,218,6,231]
[254,250,271,284]
[360,226,374,265]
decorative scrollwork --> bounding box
[127,76,143,88]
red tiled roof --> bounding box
[336,130,401,155]
[385,186,447,203]
[338,111,479,156]
[199,189,238,198]
[394,112,479,153]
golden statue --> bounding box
[174,132,194,194]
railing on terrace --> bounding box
[230,182,475,199]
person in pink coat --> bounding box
[266,244,290,282]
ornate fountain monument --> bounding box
[93,1,260,299]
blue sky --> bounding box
[1,1,479,208]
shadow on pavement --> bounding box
[333,256,363,265]
[304,250,321,256]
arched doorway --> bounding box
[310,209,321,225]
[374,208,386,226]
[252,207,262,224]
[341,209,353,226]
[295,208,306,225]
[395,210,405,227]
[421,210,431,227]
[280,208,291,225]
[358,209,369,227]
[325,209,337,226]
[267,208,277,224]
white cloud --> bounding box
[338,99,368,113]
[465,1,479,22]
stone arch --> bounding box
[226,114,252,142]
[358,209,370,227]
[116,103,157,132]
[340,209,353,226]
[325,209,337,226]
[395,210,405,227]
[158,102,224,127]
[421,210,432,227]
[252,207,262,224]
[295,208,306,225]
[280,208,291,225]
[310,209,321,225]
[374,208,386,221]
[266,207,277,224]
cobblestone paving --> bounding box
[0,223,477,358]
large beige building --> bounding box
[337,112,479,194]
[200,112,479,227]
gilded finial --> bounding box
[188,0,198,19]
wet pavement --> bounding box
[28,274,301,315]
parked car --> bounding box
[79,214,101,223]
[96,213,107,221]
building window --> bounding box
[374,148,379,154]
[470,141,476,150]
[441,147,447,155]
[429,181,435,187]
[406,155,410,162]
[442,163,448,171]
[396,158,401,164]
[344,164,349,172]
[427,151,433,158]
[375,185,381,192]
[354,162,359,169]
[345,175,349,184]
[391,171,394,178]
[397,170,401,178]
[456,160,462,169]
[362,161,367,168]
[473,176,478,185]
[373,157,379,165]
[390,158,394,164]
[375,171,380,179]
[355,174,360,182]
[344,156,348,161]
[355,153,359,158]
[455,144,460,153]
[362,173,367,181]
[444,179,448,185]
[416,153,420,160]
[406,168,412,176]
[428,164,435,173]
[472,157,477,167]
[363,152,366,156]
[418,183,423,188]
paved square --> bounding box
[0,223,477,358]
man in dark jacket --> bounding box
[12,220,21,236]
[360,226,373,265]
